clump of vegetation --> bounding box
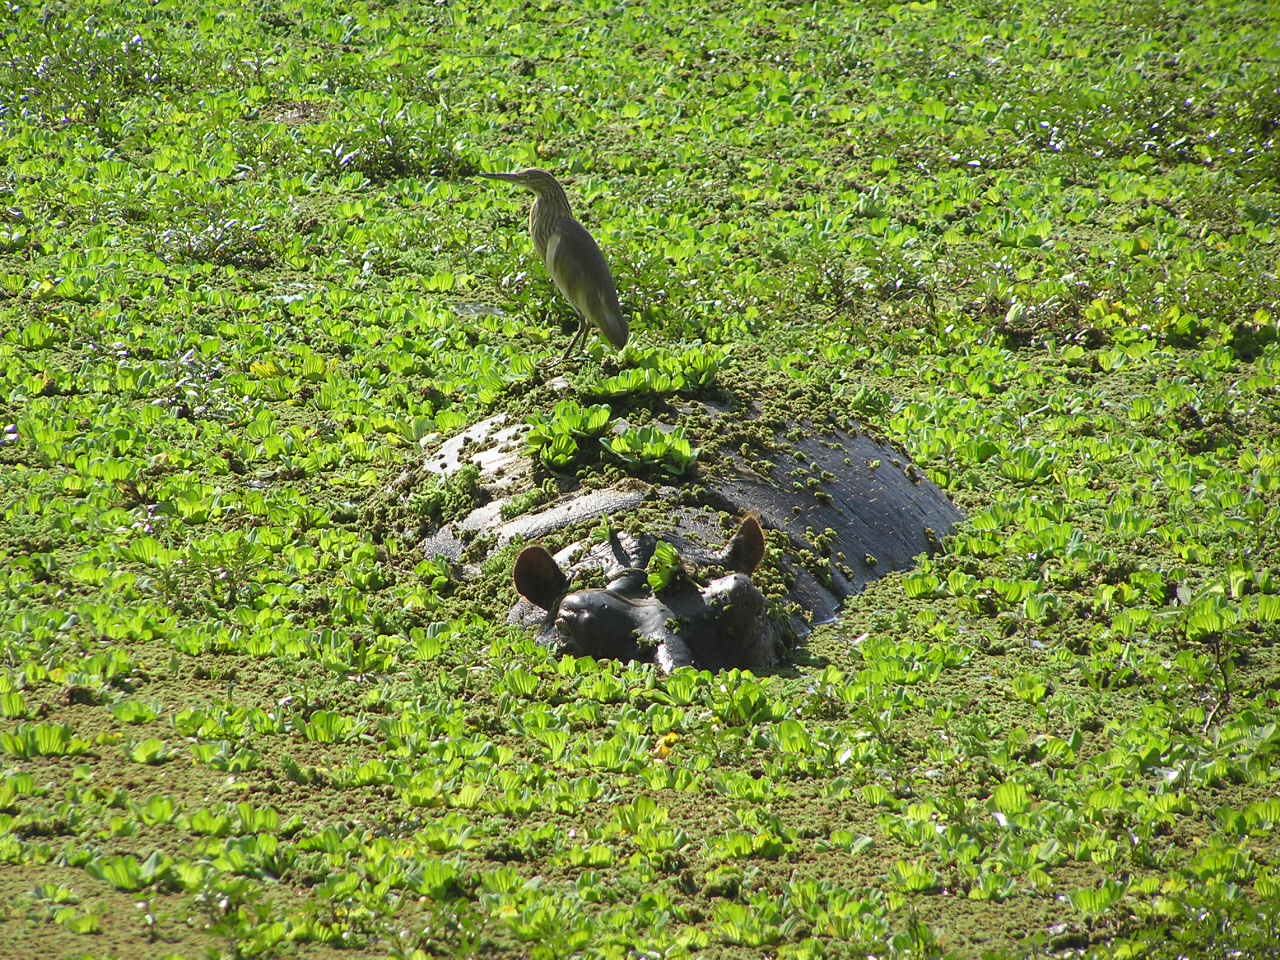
[646,541,682,592]
[413,463,483,528]
[364,463,483,543]
[1,9,173,132]
[604,425,700,478]
[524,400,612,470]
[152,210,274,268]
[499,480,558,521]
[306,94,475,182]
[586,344,728,397]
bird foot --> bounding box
[536,341,588,370]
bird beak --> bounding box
[476,172,520,182]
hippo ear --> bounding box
[513,546,569,611]
[722,514,766,574]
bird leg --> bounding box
[559,315,588,361]
[537,316,588,370]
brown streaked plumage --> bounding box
[478,168,628,359]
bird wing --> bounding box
[543,216,628,348]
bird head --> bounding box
[476,168,563,197]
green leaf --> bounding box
[129,738,171,764]
[647,541,682,591]
[992,782,1030,815]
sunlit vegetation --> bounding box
[2,0,1279,956]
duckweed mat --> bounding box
[2,0,1279,957]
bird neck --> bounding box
[528,186,572,258]
[533,179,572,218]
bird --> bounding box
[477,168,628,361]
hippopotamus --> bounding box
[512,516,785,673]
[398,404,963,667]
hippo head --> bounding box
[513,516,783,672]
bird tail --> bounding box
[598,311,629,350]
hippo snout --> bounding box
[550,589,648,662]
[553,594,595,638]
